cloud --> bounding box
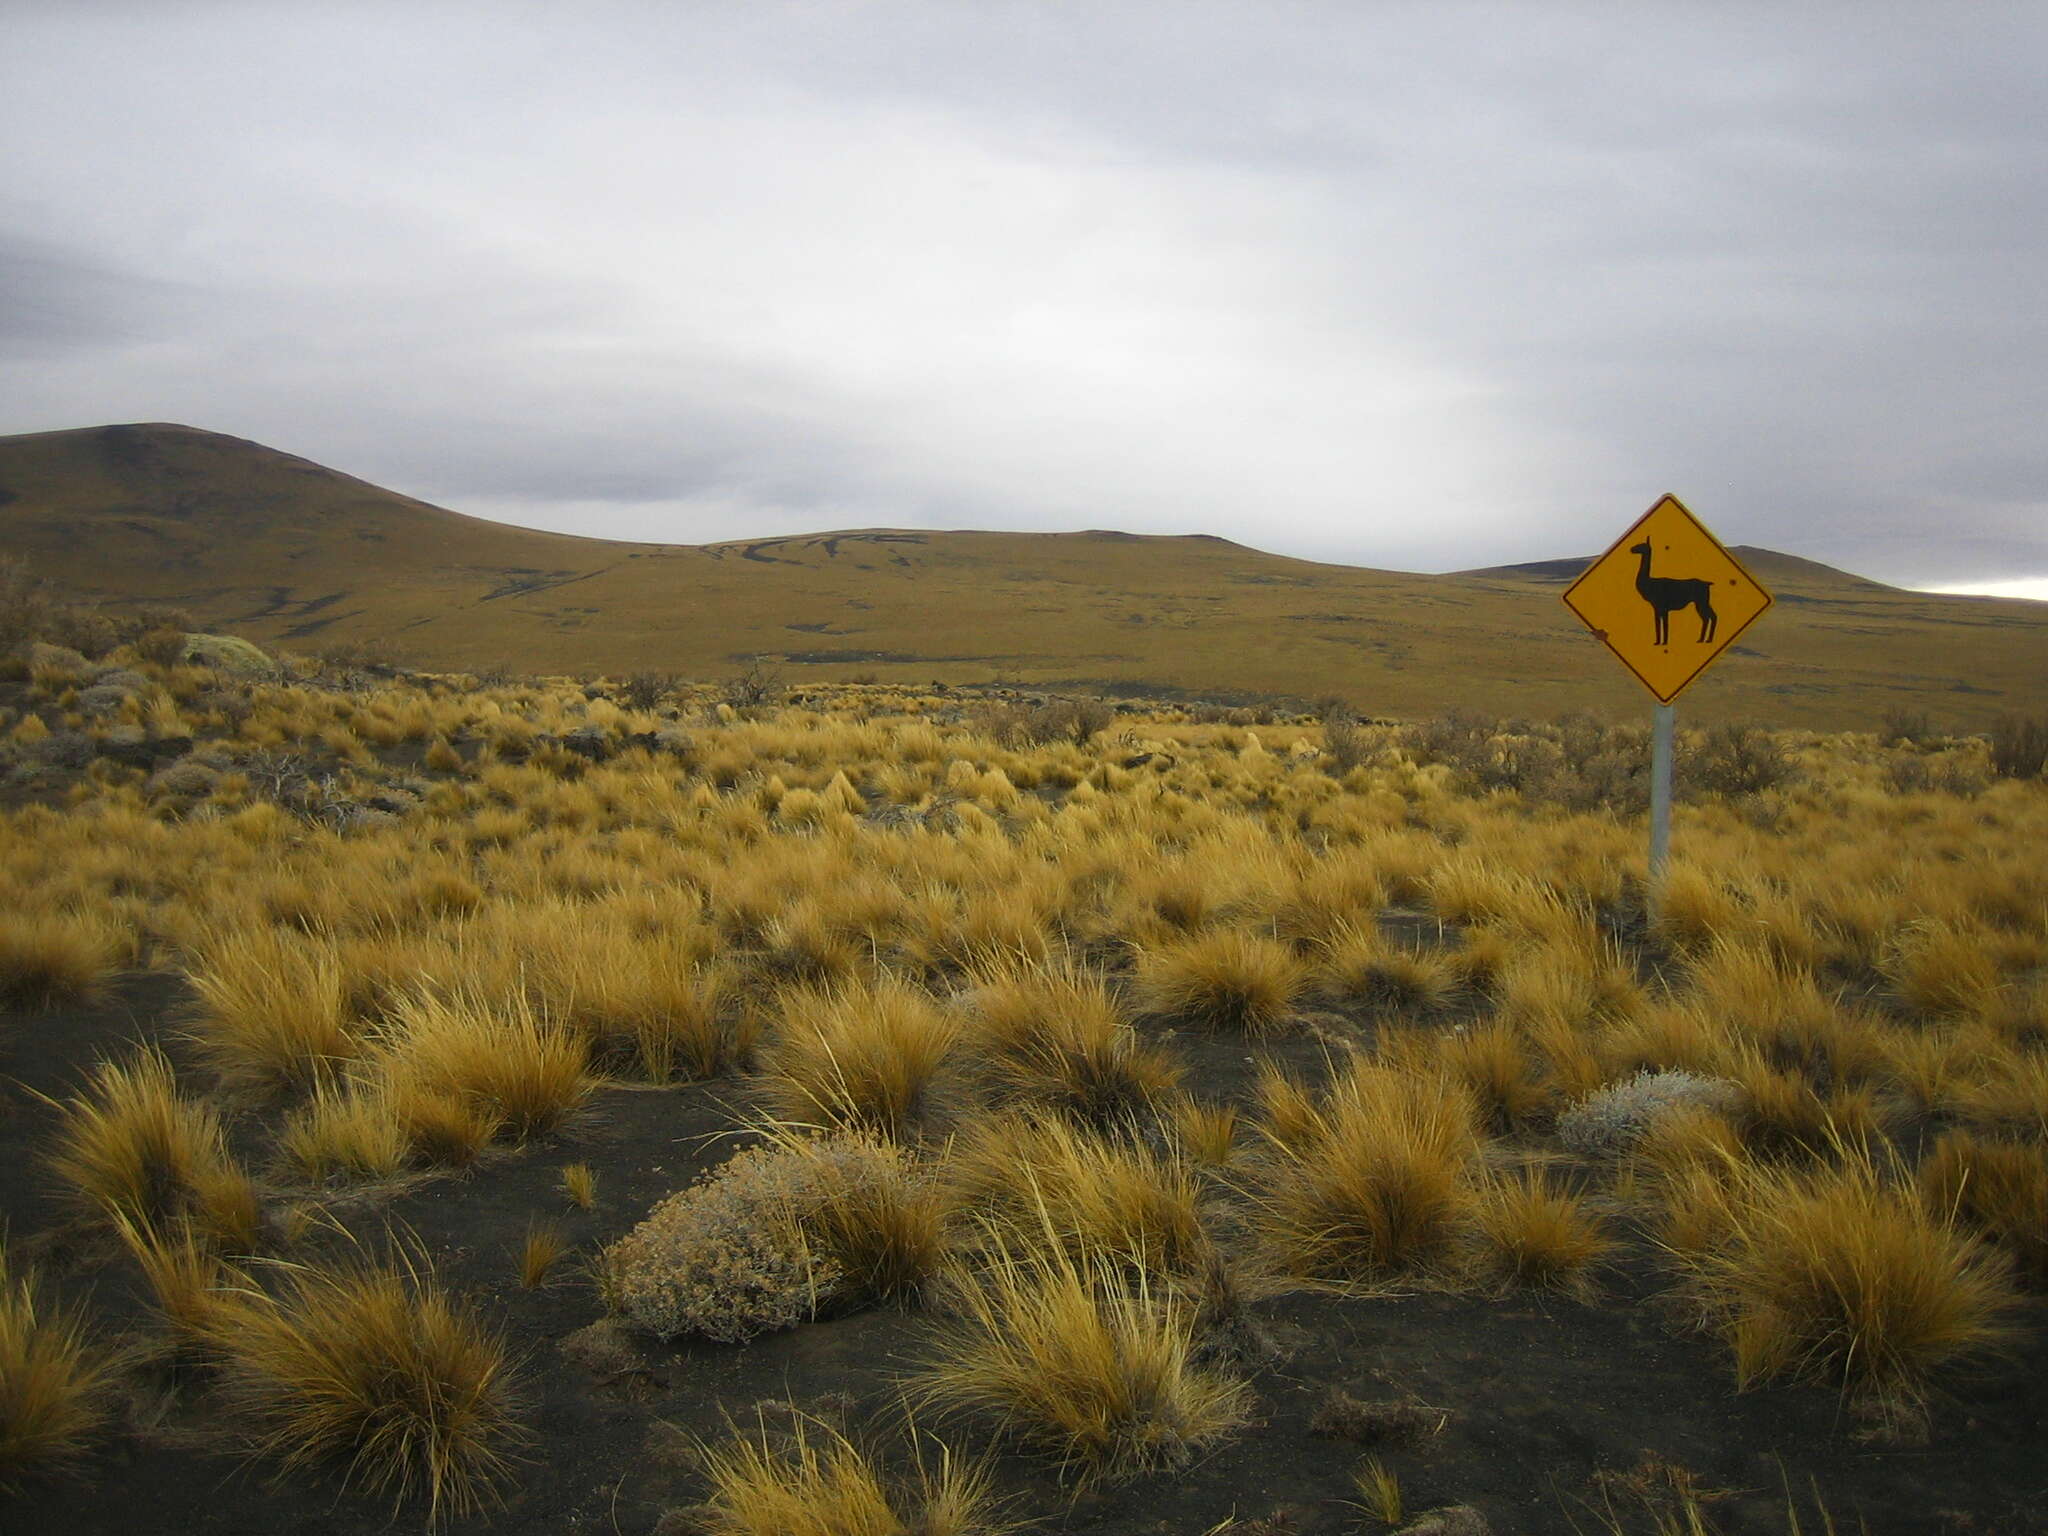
[1,2,2043,584]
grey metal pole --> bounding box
[1649,702,1675,914]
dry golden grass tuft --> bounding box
[694,1411,1010,1536]
[376,986,591,1143]
[1133,929,1307,1035]
[184,925,358,1095]
[559,1161,597,1210]
[0,1241,115,1489]
[1439,1021,1556,1131]
[1676,1151,2022,1408]
[1267,853,1386,951]
[759,1126,952,1306]
[279,1086,408,1183]
[759,976,962,1140]
[1884,919,2002,1021]
[517,1219,571,1289]
[1169,1097,1241,1168]
[45,1046,256,1238]
[948,1111,1216,1284]
[111,1210,242,1342]
[1352,1454,1404,1526]
[1249,1057,1481,1285]
[1651,864,1744,955]
[1467,1167,1615,1295]
[1918,1130,2048,1286]
[211,1246,528,1524]
[914,1241,1251,1480]
[966,955,1182,1124]
[1316,921,1460,1018]
[384,1078,503,1169]
[0,910,124,1009]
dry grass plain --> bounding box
[6,421,2048,728]
[1,626,2045,1536]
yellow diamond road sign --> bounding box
[1562,494,1773,704]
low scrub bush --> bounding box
[602,1133,940,1341]
[618,670,678,712]
[1026,698,1113,747]
[0,556,52,660]
[1988,714,2048,780]
[1557,1070,1741,1161]
[212,1249,527,1524]
[1683,722,1793,798]
[1880,708,1940,749]
[1321,713,1376,776]
[1883,750,1988,798]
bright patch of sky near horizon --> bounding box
[1,2,2044,587]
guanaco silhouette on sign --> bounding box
[1628,540,1718,645]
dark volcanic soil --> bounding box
[5,978,2045,1536]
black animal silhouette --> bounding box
[1628,541,1717,644]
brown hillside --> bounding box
[4,421,2045,728]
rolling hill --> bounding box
[4,421,2045,728]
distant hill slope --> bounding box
[1457,547,1901,595]
[3,422,2045,729]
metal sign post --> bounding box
[1648,702,1675,911]
[1561,495,1773,919]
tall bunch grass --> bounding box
[695,1412,1008,1536]
[759,976,961,1140]
[185,924,358,1094]
[1317,921,1460,1018]
[948,1111,1216,1284]
[0,910,123,1009]
[1676,1151,2021,1408]
[46,1046,257,1239]
[914,1241,1250,1479]
[376,985,591,1142]
[212,1247,527,1524]
[966,956,1181,1123]
[1248,1058,1481,1284]
[1467,1168,1614,1295]
[1132,929,1307,1035]
[1918,1130,2048,1286]
[0,1244,114,1488]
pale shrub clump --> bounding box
[1557,1069,1740,1160]
[602,1133,937,1342]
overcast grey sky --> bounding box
[3,2,2044,591]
